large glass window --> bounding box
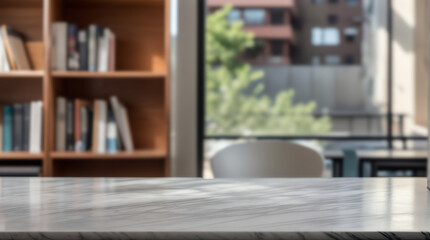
[227,8,241,22]
[244,9,266,25]
[201,0,428,178]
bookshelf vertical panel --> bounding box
[164,0,170,176]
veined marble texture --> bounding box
[0,178,428,240]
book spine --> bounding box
[78,30,88,71]
[22,103,30,151]
[67,24,79,70]
[56,97,66,151]
[80,107,88,152]
[3,105,12,152]
[0,29,11,72]
[74,99,81,151]
[66,99,74,151]
[87,107,93,151]
[97,28,110,72]
[13,103,23,151]
[97,100,107,153]
[106,110,117,153]
[52,22,67,71]
[88,25,101,72]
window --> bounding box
[312,27,340,46]
[325,55,341,65]
[312,0,323,4]
[328,15,338,25]
[270,40,284,56]
[270,9,284,25]
[312,27,323,45]
[346,0,359,6]
[227,9,241,23]
[246,40,265,59]
[344,55,354,64]
[329,0,339,4]
[344,27,359,43]
[244,9,266,25]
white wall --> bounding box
[170,0,198,177]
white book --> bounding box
[109,96,134,152]
[97,28,110,72]
[96,100,107,153]
[56,97,66,151]
[51,22,67,71]
[30,101,43,153]
[0,29,10,72]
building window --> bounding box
[312,27,340,46]
[227,9,241,23]
[344,27,359,43]
[329,0,339,4]
[346,0,359,6]
[328,15,338,25]
[270,9,284,25]
[244,9,266,25]
[344,55,354,64]
[270,40,284,56]
[312,0,323,4]
[325,55,341,65]
[246,40,265,59]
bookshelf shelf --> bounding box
[0,153,44,160]
[0,71,44,78]
[51,150,166,160]
[52,71,166,79]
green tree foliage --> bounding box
[206,5,331,135]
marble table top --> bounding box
[0,177,429,240]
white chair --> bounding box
[211,141,324,178]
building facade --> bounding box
[207,0,364,65]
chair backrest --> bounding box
[211,141,324,178]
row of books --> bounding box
[0,102,43,153]
[0,25,32,71]
[51,22,116,72]
[56,96,133,153]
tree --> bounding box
[205,5,331,136]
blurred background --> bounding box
[200,0,429,178]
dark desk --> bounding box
[324,150,428,177]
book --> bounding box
[86,107,93,151]
[1,25,31,70]
[12,103,23,151]
[51,22,68,71]
[66,99,74,151]
[0,105,2,152]
[78,30,88,71]
[110,96,134,151]
[106,110,117,153]
[108,31,116,71]
[3,105,12,152]
[91,100,99,153]
[55,97,66,151]
[88,24,103,72]
[0,29,10,71]
[22,103,30,151]
[67,24,79,70]
[97,28,111,72]
[96,100,107,153]
[29,101,43,153]
[74,99,91,151]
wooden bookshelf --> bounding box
[0,0,170,177]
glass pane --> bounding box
[244,9,266,25]
[227,8,241,22]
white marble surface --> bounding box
[0,177,429,239]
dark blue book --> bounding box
[3,105,13,152]
[66,99,74,151]
[22,103,30,151]
[78,30,88,70]
[13,103,23,151]
[86,107,93,151]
